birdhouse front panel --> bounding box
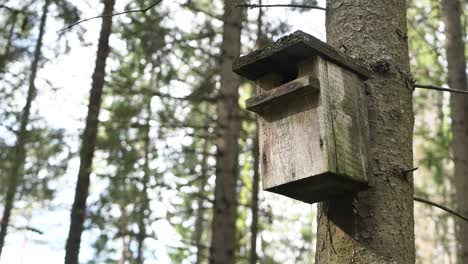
[256,68,326,190]
[233,31,371,203]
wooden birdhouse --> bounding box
[233,31,371,204]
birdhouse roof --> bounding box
[233,30,371,80]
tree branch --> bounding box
[8,224,44,235]
[414,83,468,95]
[0,123,18,134]
[19,226,44,234]
[153,91,219,103]
[183,2,222,21]
[0,4,31,15]
[58,0,164,33]
[0,4,21,13]
[414,196,468,222]
[235,3,326,11]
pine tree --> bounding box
[65,0,115,262]
[407,0,458,261]
[0,0,51,257]
[316,0,415,262]
[249,3,263,264]
[209,0,242,263]
[441,0,468,262]
[0,0,78,258]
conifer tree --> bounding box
[0,0,51,257]
[441,0,468,262]
[316,0,415,262]
[209,0,242,263]
[0,0,78,258]
[65,0,115,262]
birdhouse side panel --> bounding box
[326,61,369,183]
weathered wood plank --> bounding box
[259,91,325,189]
[246,75,320,113]
[326,61,368,183]
[316,57,337,175]
[258,58,327,190]
[233,30,372,81]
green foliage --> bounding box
[53,0,80,25]
[416,124,452,186]
[291,0,319,13]
[20,127,69,200]
[409,0,450,186]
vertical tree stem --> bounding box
[64,0,115,263]
[0,0,50,258]
[441,0,468,261]
[316,0,415,263]
[209,0,242,263]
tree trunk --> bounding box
[64,0,115,263]
[136,101,151,264]
[249,131,260,264]
[316,1,415,263]
[118,142,129,264]
[0,0,50,258]
[119,204,128,264]
[194,139,209,264]
[249,5,262,264]
[441,0,468,262]
[209,0,242,263]
[0,11,17,71]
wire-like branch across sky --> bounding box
[236,3,326,11]
[414,196,468,222]
[414,83,468,95]
[58,0,163,33]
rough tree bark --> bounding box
[136,101,151,264]
[64,0,115,263]
[209,0,242,263]
[0,0,50,258]
[0,11,17,71]
[249,131,260,264]
[441,0,468,262]
[117,140,129,264]
[316,1,415,263]
[119,204,128,264]
[194,139,209,264]
[249,3,263,264]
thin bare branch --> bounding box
[0,123,17,134]
[414,196,468,222]
[236,3,326,11]
[0,4,20,12]
[58,0,163,33]
[414,83,468,95]
[19,226,44,234]
[0,4,30,14]
[183,2,222,20]
[10,224,44,235]
[153,91,219,103]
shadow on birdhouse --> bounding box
[233,31,372,204]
